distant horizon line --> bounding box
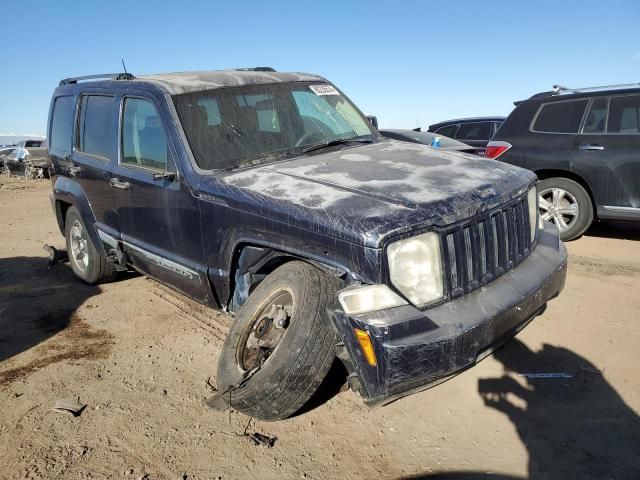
[0,133,45,138]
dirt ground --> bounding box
[1,176,639,480]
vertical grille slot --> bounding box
[446,233,458,291]
[463,227,473,283]
[491,214,499,269]
[478,220,487,277]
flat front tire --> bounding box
[216,261,341,421]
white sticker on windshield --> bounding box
[309,84,340,96]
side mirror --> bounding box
[366,115,379,129]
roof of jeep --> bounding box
[136,70,327,95]
[57,70,328,95]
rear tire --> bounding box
[537,177,593,241]
[216,261,340,421]
[65,206,117,284]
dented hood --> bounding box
[217,140,536,248]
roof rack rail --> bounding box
[552,82,640,95]
[234,67,276,72]
[59,72,136,86]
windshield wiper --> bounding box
[302,138,374,154]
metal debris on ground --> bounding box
[517,372,573,379]
[50,397,86,417]
[43,244,68,268]
[242,418,277,448]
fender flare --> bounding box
[52,176,108,256]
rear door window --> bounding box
[532,100,588,133]
[50,96,75,155]
[607,95,640,134]
[456,122,492,141]
[78,95,115,159]
[434,124,458,138]
[582,98,609,134]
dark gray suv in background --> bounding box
[487,83,640,241]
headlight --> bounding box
[338,284,407,315]
[387,231,443,306]
[527,186,538,244]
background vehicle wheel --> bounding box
[65,206,117,284]
[216,261,341,421]
[24,163,33,180]
[537,177,593,241]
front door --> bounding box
[572,95,640,211]
[111,95,208,302]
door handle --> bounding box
[579,144,604,151]
[110,178,131,190]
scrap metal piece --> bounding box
[50,397,86,417]
[43,244,68,268]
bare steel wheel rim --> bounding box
[237,289,294,372]
[539,187,579,232]
[69,220,90,272]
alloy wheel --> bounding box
[539,187,579,232]
[69,220,90,272]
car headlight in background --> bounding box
[387,231,443,306]
[527,186,538,244]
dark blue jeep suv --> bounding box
[47,68,567,420]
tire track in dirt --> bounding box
[569,254,640,277]
[151,284,232,346]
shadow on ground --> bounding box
[585,220,640,241]
[0,256,103,371]
[402,339,640,479]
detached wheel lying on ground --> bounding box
[216,261,341,421]
[537,177,593,241]
[65,206,117,284]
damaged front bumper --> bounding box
[331,223,567,406]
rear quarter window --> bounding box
[50,96,75,154]
[532,99,588,134]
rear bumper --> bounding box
[331,223,567,406]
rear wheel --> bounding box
[65,206,117,284]
[537,177,593,241]
[216,261,340,421]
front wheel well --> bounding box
[227,244,345,313]
[534,169,597,218]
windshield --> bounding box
[173,81,375,171]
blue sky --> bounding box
[2,0,639,136]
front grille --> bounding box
[443,194,533,299]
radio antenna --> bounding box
[121,58,128,75]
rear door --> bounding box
[71,94,119,233]
[571,94,640,212]
[111,95,208,301]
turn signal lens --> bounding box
[338,284,407,315]
[354,328,377,366]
